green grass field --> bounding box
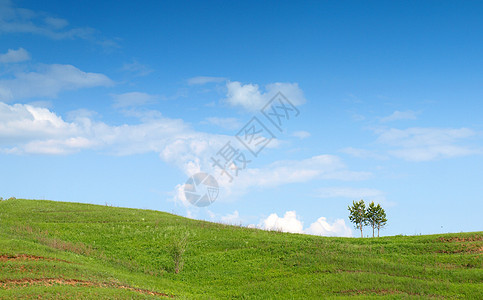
[0,199,481,299]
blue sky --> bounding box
[1,0,482,237]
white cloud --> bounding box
[377,127,479,161]
[225,81,306,111]
[169,153,370,207]
[171,183,191,207]
[205,210,244,225]
[203,117,241,130]
[188,76,226,85]
[0,64,113,101]
[381,110,419,123]
[305,217,352,237]
[261,211,304,234]
[164,135,370,205]
[0,101,208,155]
[225,81,264,111]
[173,154,372,206]
[159,133,231,177]
[265,82,306,106]
[21,137,96,155]
[220,210,242,224]
[111,92,157,108]
[0,47,30,63]
[260,211,352,237]
[292,130,311,139]
[0,103,76,145]
[0,102,368,207]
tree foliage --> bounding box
[366,202,378,237]
[375,204,387,237]
[348,200,367,238]
[348,200,387,238]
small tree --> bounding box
[375,204,387,237]
[169,231,189,274]
[366,202,378,238]
[348,200,367,238]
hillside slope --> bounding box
[0,199,481,299]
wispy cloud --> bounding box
[111,92,158,108]
[292,130,311,139]
[380,110,419,123]
[237,155,371,189]
[121,60,153,77]
[342,125,481,162]
[203,117,241,130]
[224,81,306,112]
[187,76,226,85]
[376,127,480,161]
[43,16,69,29]
[170,152,371,206]
[0,63,113,101]
[341,147,387,160]
[0,48,30,63]
[186,155,373,205]
[0,0,118,48]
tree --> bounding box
[348,200,367,238]
[363,202,388,238]
[366,201,378,238]
[375,204,387,237]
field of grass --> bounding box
[0,199,481,299]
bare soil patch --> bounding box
[438,235,483,243]
[0,277,174,298]
[0,254,73,264]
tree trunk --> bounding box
[360,224,363,238]
[377,227,380,237]
[372,226,375,238]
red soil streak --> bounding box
[0,277,174,298]
[0,254,72,264]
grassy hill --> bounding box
[0,199,481,299]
